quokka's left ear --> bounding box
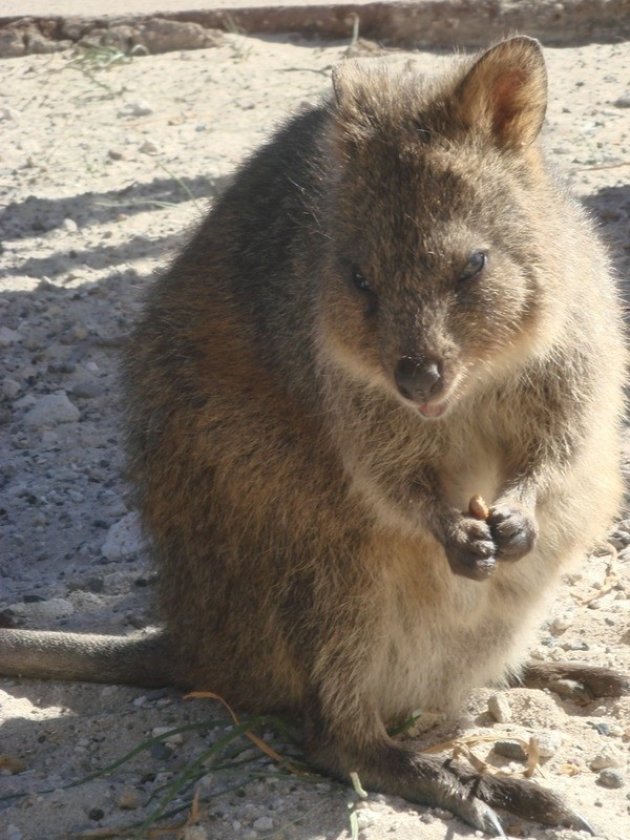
[453,36,548,150]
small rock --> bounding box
[152,726,184,746]
[2,378,21,399]
[493,740,528,761]
[60,324,88,343]
[532,731,563,759]
[41,430,59,448]
[118,100,154,117]
[71,381,103,399]
[549,612,573,633]
[149,741,173,761]
[590,746,624,770]
[88,807,105,821]
[0,105,20,121]
[562,640,589,651]
[102,512,149,560]
[23,594,46,604]
[355,808,375,829]
[62,218,78,232]
[139,139,160,155]
[0,326,20,346]
[86,576,105,593]
[613,93,630,108]
[118,788,140,809]
[597,769,624,788]
[108,148,125,160]
[24,392,80,427]
[252,816,274,831]
[487,692,512,723]
[608,531,630,550]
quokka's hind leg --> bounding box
[304,702,594,836]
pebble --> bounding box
[2,378,21,399]
[108,148,125,160]
[41,430,59,448]
[597,769,625,788]
[0,105,20,121]
[149,741,173,761]
[355,808,375,829]
[152,726,184,746]
[493,740,528,761]
[118,100,154,117]
[62,218,78,232]
[487,692,512,722]
[101,512,149,560]
[118,788,140,809]
[590,746,624,770]
[0,326,21,346]
[252,816,274,831]
[532,731,563,759]
[613,93,630,108]
[549,612,574,633]
[139,139,160,155]
[24,392,80,427]
[70,381,103,399]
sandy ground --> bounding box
[0,31,629,840]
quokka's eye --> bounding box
[459,250,488,281]
[352,267,372,294]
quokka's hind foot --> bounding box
[307,733,594,836]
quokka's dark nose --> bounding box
[395,356,444,403]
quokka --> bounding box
[2,36,626,834]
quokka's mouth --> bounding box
[417,400,448,419]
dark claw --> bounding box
[570,811,596,835]
[463,800,506,837]
[473,771,597,832]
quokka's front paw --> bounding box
[443,516,497,581]
[487,503,537,561]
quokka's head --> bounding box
[316,37,562,419]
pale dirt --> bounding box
[0,32,629,840]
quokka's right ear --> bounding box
[454,36,548,150]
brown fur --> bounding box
[0,38,626,834]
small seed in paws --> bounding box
[468,495,489,520]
